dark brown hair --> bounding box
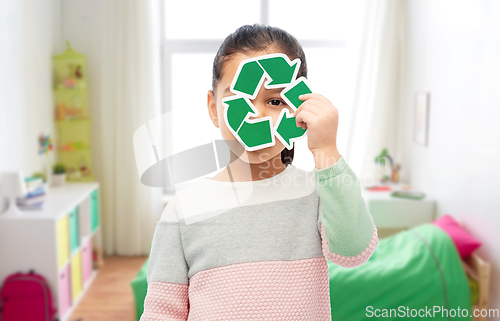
[212,24,307,166]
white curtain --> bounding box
[95,0,162,255]
[344,0,402,183]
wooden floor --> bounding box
[69,255,148,321]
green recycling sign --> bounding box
[222,53,312,151]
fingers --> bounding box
[293,93,337,130]
[292,100,322,117]
[299,93,316,101]
[299,93,329,103]
[295,110,316,129]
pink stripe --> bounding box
[141,282,190,320]
[320,223,378,268]
[188,257,331,320]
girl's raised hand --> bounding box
[292,93,341,169]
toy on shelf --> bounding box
[92,246,104,269]
[63,154,93,180]
[53,41,94,182]
[38,134,54,186]
[38,135,54,155]
[53,41,87,90]
[53,41,89,121]
[17,176,48,210]
[374,149,401,183]
[52,163,67,187]
[60,142,89,151]
[366,185,392,192]
[54,92,88,121]
[31,172,47,183]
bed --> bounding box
[131,223,490,321]
[328,223,489,320]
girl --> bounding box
[140,24,378,320]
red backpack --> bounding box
[0,270,57,321]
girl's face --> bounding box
[207,50,295,164]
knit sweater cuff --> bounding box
[313,155,348,182]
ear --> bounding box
[207,90,219,128]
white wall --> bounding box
[0,0,105,182]
[59,0,106,185]
[0,0,62,175]
[398,0,500,310]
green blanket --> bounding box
[131,259,149,321]
[328,224,473,320]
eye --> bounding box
[267,99,287,107]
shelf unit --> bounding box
[53,43,94,182]
[0,183,101,321]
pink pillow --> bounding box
[433,214,481,259]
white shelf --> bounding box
[0,182,99,221]
[0,182,102,321]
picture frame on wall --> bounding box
[414,92,430,146]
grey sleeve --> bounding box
[147,197,189,285]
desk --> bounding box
[361,183,435,238]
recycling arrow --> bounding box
[232,61,265,98]
[258,56,299,87]
[223,95,275,151]
[281,77,313,110]
[223,53,312,151]
[238,118,274,148]
[274,109,307,149]
[225,97,256,133]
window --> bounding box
[160,0,364,182]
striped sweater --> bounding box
[140,156,378,320]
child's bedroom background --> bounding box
[0,0,499,320]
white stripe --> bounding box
[159,165,317,224]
